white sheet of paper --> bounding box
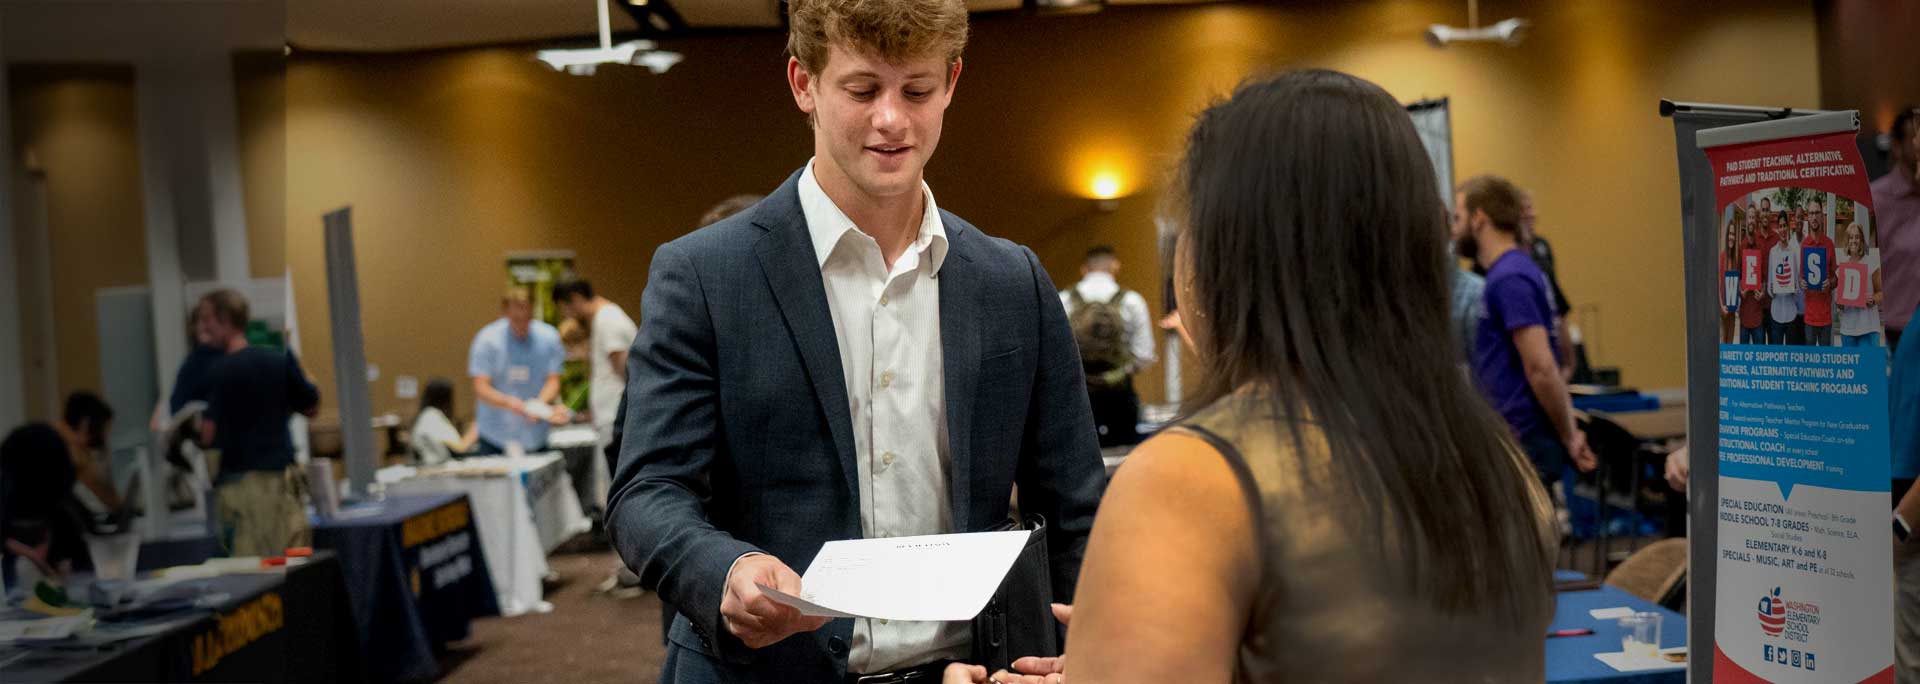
[758,530,1030,621]
[1588,607,1635,620]
[1593,651,1685,672]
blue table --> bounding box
[1548,587,1687,683]
[313,493,498,683]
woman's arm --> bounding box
[459,421,480,452]
[1062,432,1260,684]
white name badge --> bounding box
[507,365,532,384]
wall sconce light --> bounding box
[1090,171,1124,212]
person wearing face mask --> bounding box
[605,2,1104,681]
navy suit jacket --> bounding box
[607,169,1106,682]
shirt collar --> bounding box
[798,158,948,274]
[1079,271,1116,287]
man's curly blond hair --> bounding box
[787,0,969,76]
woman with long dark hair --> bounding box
[411,378,477,465]
[971,69,1557,683]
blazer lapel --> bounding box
[938,215,980,529]
[752,172,861,507]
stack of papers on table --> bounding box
[1594,651,1685,672]
[1588,607,1635,620]
[0,615,88,643]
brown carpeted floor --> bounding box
[437,549,668,684]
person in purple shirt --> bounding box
[1453,175,1597,484]
[1878,107,1920,355]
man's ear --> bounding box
[788,56,816,116]
[943,57,963,99]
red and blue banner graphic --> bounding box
[1704,125,1893,684]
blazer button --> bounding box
[828,636,848,656]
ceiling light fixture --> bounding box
[1031,0,1105,15]
[1425,0,1528,48]
[535,0,684,76]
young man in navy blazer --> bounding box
[605,1,1105,682]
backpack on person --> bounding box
[1067,289,1133,390]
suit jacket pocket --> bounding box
[981,345,1022,362]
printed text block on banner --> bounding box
[1836,262,1870,307]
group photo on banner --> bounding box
[1722,187,1882,349]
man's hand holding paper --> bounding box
[722,553,831,649]
[757,530,1031,621]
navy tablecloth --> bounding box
[313,492,499,683]
[0,553,359,683]
[1548,587,1688,683]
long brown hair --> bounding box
[1170,69,1552,619]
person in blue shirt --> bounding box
[1450,257,1487,366]
[468,288,568,454]
[1890,296,1920,682]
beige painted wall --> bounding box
[237,52,287,280]
[7,56,290,423]
[286,0,1822,420]
[8,65,147,420]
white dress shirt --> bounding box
[588,301,637,510]
[1060,271,1158,371]
[798,160,965,673]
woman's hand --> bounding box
[943,663,990,684]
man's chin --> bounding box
[852,173,923,201]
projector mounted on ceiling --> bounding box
[535,0,684,75]
[1425,0,1528,48]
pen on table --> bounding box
[1547,628,1593,638]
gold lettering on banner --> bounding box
[190,591,285,676]
[403,501,472,548]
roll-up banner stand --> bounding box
[1667,101,1895,683]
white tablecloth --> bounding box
[380,453,590,616]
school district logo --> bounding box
[1756,587,1786,636]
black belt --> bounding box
[846,660,954,684]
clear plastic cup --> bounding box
[84,529,141,582]
[1619,612,1664,658]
